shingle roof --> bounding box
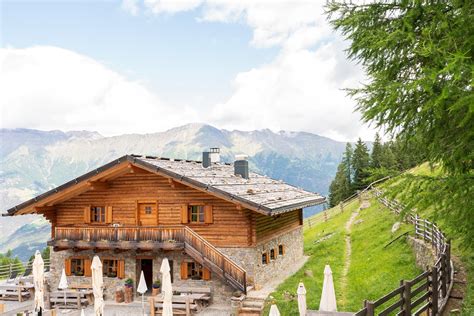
[132,156,326,214]
[4,154,326,216]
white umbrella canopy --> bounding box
[91,256,104,316]
[58,268,68,290]
[160,258,173,316]
[319,265,337,312]
[33,250,45,312]
[81,309,85,316]
[269,304,281,316]
[137,270,148,294]
[297,282,307,316]
[58,268,68,306]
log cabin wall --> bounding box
[255,209,302,244]
[53,172,252,247]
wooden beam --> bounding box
[34,206,56,212]
[128,164,150,174]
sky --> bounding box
[0,0,377,141]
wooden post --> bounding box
[0,303,4,313]
[185,295,191,316]
[431,266,439,316]
[440,254,447,298]
[324,211,327,222]
[357,190,362,204]
[149,297,156,316]
[446,240,452,284]
[339,202,343,213]
[364,299,375,316]
[403,280,411,315]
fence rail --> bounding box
[0,258,51,280]
[355,188,453,316]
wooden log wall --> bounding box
[255,209,302,243]
[53,172,254,247]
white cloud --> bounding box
[0,46,198,135]
[121,0,140,16]
[143,0,203,14]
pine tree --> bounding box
[371,133,383,168]
[329,162,351,207]
[342,143,353,185]
[352,138,370,190]
[380,142,397,170]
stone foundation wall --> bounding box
[219,226,304,289]
[48,248,233,303]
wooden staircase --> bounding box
[183,226,247,294]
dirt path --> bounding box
[339,210,359,308]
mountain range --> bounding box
[0,123,351,260]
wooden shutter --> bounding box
[280,245,285,256]
[65,258,72,276]
[105,206,113,224]
[180,261,188,280]
[202,267,211,281]
[265,252,270,264]
[84,258,92,277]
[117,260,125,279]
[84,206,91,223]
[204,205,213,224]
[181,204,189,224]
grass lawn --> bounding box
[264,198,421,314]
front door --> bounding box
[137,259,153,294]
[138,203,157,226]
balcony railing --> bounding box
[54,225,185,243]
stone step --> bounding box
[239,306,264,316]
[242,300,264,308]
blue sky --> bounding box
[0,0,374,141]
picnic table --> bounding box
[0,283,34,302]
[150,293,209,316]
[49,289,93,309]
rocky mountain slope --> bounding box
[0,123,350,260]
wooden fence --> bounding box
[0,258,51,280]
[354,188,453,316]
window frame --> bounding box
[278,244,285,256]
[188,205,205,224]
[102,259,118,278]
[270,248,276,260]
[91,206,106,223]
[187,261,203,280]
[261,252,269,265]
[71,258,85,276]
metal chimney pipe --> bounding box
[234,154,249,179]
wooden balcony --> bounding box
[49,225,247,293]
[49,226,186,251]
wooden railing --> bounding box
[55,226,185,243]
[53,225,247,293]
[353,188,453,316]
[183,227,247,293]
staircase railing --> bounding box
[183,226,247,294]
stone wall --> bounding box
[408,236,436,270]
[219,226,304,289]
[48,248,233,303]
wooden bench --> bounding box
[0,283,33,302]
[49,290,91,309]
[149,296,199,316]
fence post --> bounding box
[431,266,439,316]
[440,253,447,298]
[357,190,362,204]
[324,211,327,222]
[403,280,412,315]
[446,240,452,284]
[364,299,375,316]
[339,202,343,213]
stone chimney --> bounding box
[234,154,249,179]
[202,151,211,168]
[209,148,220,163]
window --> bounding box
[103,259,118,277]
[261,252,268,265]
[270,248,276,260]
[187,262,203,279]
[145,206,152,214]
[278,244,285,256]
[71,258,84,276]
[91,206,106,223]
[188,205,205,223]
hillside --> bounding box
[265,197,420,314]
[0,123,359,259]
[382,164,474,314]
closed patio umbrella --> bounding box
[137,270,148,314]
[269,304,281,316]
[319,265,337,312]
[297,282,307,316]
[32,250,45,312]
[160,258,173,316]
[91,256,104,316]
[58,268,68,306]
